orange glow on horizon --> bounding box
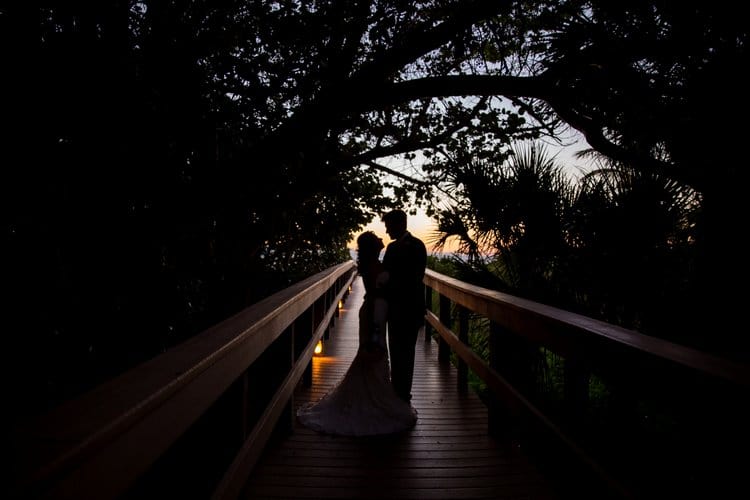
[348,208,462,254]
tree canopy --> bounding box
[3,0,748,414]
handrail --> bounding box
[13,264,746,499]
[424,269,750,386]
[12,260,357,500]
[422,268,750,499]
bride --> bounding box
[296,231,418,436]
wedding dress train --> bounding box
[296,278,417,436]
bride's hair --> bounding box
[356,231,383,268]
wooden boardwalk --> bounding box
[241,276,558,499]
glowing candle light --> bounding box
[314,340,323,355]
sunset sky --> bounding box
[347,132,592,255]
[347,207,460,254]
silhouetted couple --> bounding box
[297,209,427,436]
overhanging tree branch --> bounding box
[346,97,488,167]
[378,74,689,185]
[251,0,513,155]
[362,160,429,186]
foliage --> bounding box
[430,142,703,347]
[2,1,748,415]
[563,160,701,338]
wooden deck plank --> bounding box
[241,276,558,500]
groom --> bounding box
[382,209,427,403]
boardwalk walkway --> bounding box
[241,276,558,499]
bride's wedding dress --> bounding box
[297,269,417,436]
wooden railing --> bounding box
[14,263,748,499]
[423,268,750,499]
[11,261,357,500]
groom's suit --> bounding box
[383,231,427,402]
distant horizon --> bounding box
[347,207,464,253]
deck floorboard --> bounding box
[242,276,558,500]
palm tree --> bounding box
[430,141,701,343]
[431,141,574,302]
[564,157,701,337]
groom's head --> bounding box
[383,209,407,240]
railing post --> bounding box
[563,357,589,429]
[457,305,469,393]
[424,285,433,343]
[330,287,338,320]
[240,371,249,442]
[275,324,295,435]
[495,327,536,399]
[343,277,351,303]
[487,320,531,440]
[438,294,451,363]
[313,297,328,341]
[297,307,314,387]
[488,321,507,438]
[328,285,337,332]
